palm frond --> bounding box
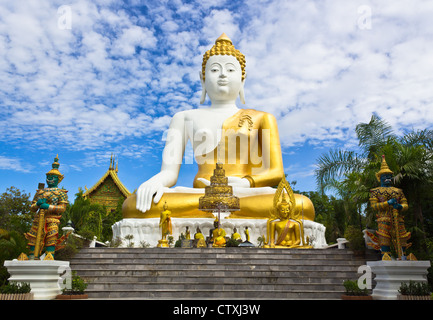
[355,114,395,158]
[315,149,365,192]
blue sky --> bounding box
[1,0,433,201]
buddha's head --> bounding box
[200,33,246,104]
[277,194,291,219]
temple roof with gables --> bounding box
[83,155,131,211]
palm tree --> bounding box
[393,133,433,248]
[355,114,395,160]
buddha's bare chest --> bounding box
[185,110,239,148]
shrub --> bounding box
[398,281,431,296]
[343,280,369,296]
[55,234,86,261]
[62,271,88,295]
[344,225,365,252]
[226,238,240,247]
[0,282,31,294]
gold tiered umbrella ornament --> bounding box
[198,163,240,228]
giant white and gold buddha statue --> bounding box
[116,34,327,247]
[123,33,314,219]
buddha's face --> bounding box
[204,55,243,102]
[278,204,290,219]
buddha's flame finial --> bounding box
[216,32,232,44]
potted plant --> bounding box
[56,271,88,299]
[398,281,432,300]
[341,280,372,300]
[0,282,33,300]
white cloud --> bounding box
[0,156,33,173]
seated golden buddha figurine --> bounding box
[194,227,206,248]
[122,33,315,222]
[211,218,227,247]
[231,227,242,241]
[264,178,309,248]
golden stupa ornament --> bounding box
[198,163,240,213]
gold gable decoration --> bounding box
[83,154,131,213]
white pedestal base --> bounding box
[4,260,70,300]
[367,260,431,300]
[112,217,327,248]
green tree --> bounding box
[300,191,346,244]
[0,229,28,286]
[60,188,123,243]
[0,187,32,235]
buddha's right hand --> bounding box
[136,180,164,213]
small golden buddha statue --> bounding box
[211,218,226,247]
[244,226,250,242]
[194,227,204,240]
[185,226,191,240]
[194,227,206,248]
[157,202,172,247]
[231,227,242,241]
[264,178,309,249]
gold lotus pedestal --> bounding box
[157,239,169,248]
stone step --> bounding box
[70,263,360,274]
[88,281,344,291]
[74,270,358,280]
[79,274,352,284]
[83,288,343,300]
[71,258,363,267]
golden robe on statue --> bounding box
[122,108,315,221]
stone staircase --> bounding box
[69,247,377,299]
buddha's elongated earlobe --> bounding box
[199,71,206,104]
[239,73,246,104]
